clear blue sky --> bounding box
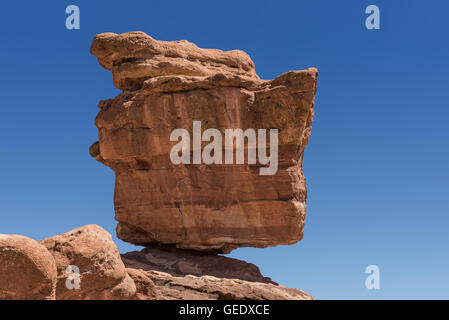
[1,1,448,299]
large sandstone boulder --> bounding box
[40,224,136,300]
[90,31,318,253]
[0,234,57,300]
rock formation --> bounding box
[121,247,274,284]
[125,268,157,300]
[40,224,136,300]
[0,225,312,300]
[0,32,317,300]
[122,247,313,300]
[0,235,57,300]
[141,270,313,300]
[89,31,318,253]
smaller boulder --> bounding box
[40,224,136,300]
[0,234,57,300]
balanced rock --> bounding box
[90,31,318,253]
[40,224,136,300]
[0,234,57,300]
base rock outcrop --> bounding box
[142,270,313,300]
[0,225,312,300]
[122,246,274,284]
[122,247,313,300]
[90,31,318,253]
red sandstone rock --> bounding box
[0,228,313,300]
[122,247,274,284]
[0,234,57,300]
[90,31,318,253]
[122,246,313,300]
[144,270,313,300]
[126,268,157,300]
[90,31,258,91]
[40,224,136,300]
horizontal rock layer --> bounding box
[91,31,258,91]
[144,270,313,300]
[122,246,313,300]
[122,247,275,284]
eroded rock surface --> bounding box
[0,226,313,300]
[90,31,318,253]
[125,268,157,300]
[90,31,258,91]
[122,247,274,284]
[144,270,313,300]
[122,246,314,300]
[40,224,136,300]
[0,235,57,300]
